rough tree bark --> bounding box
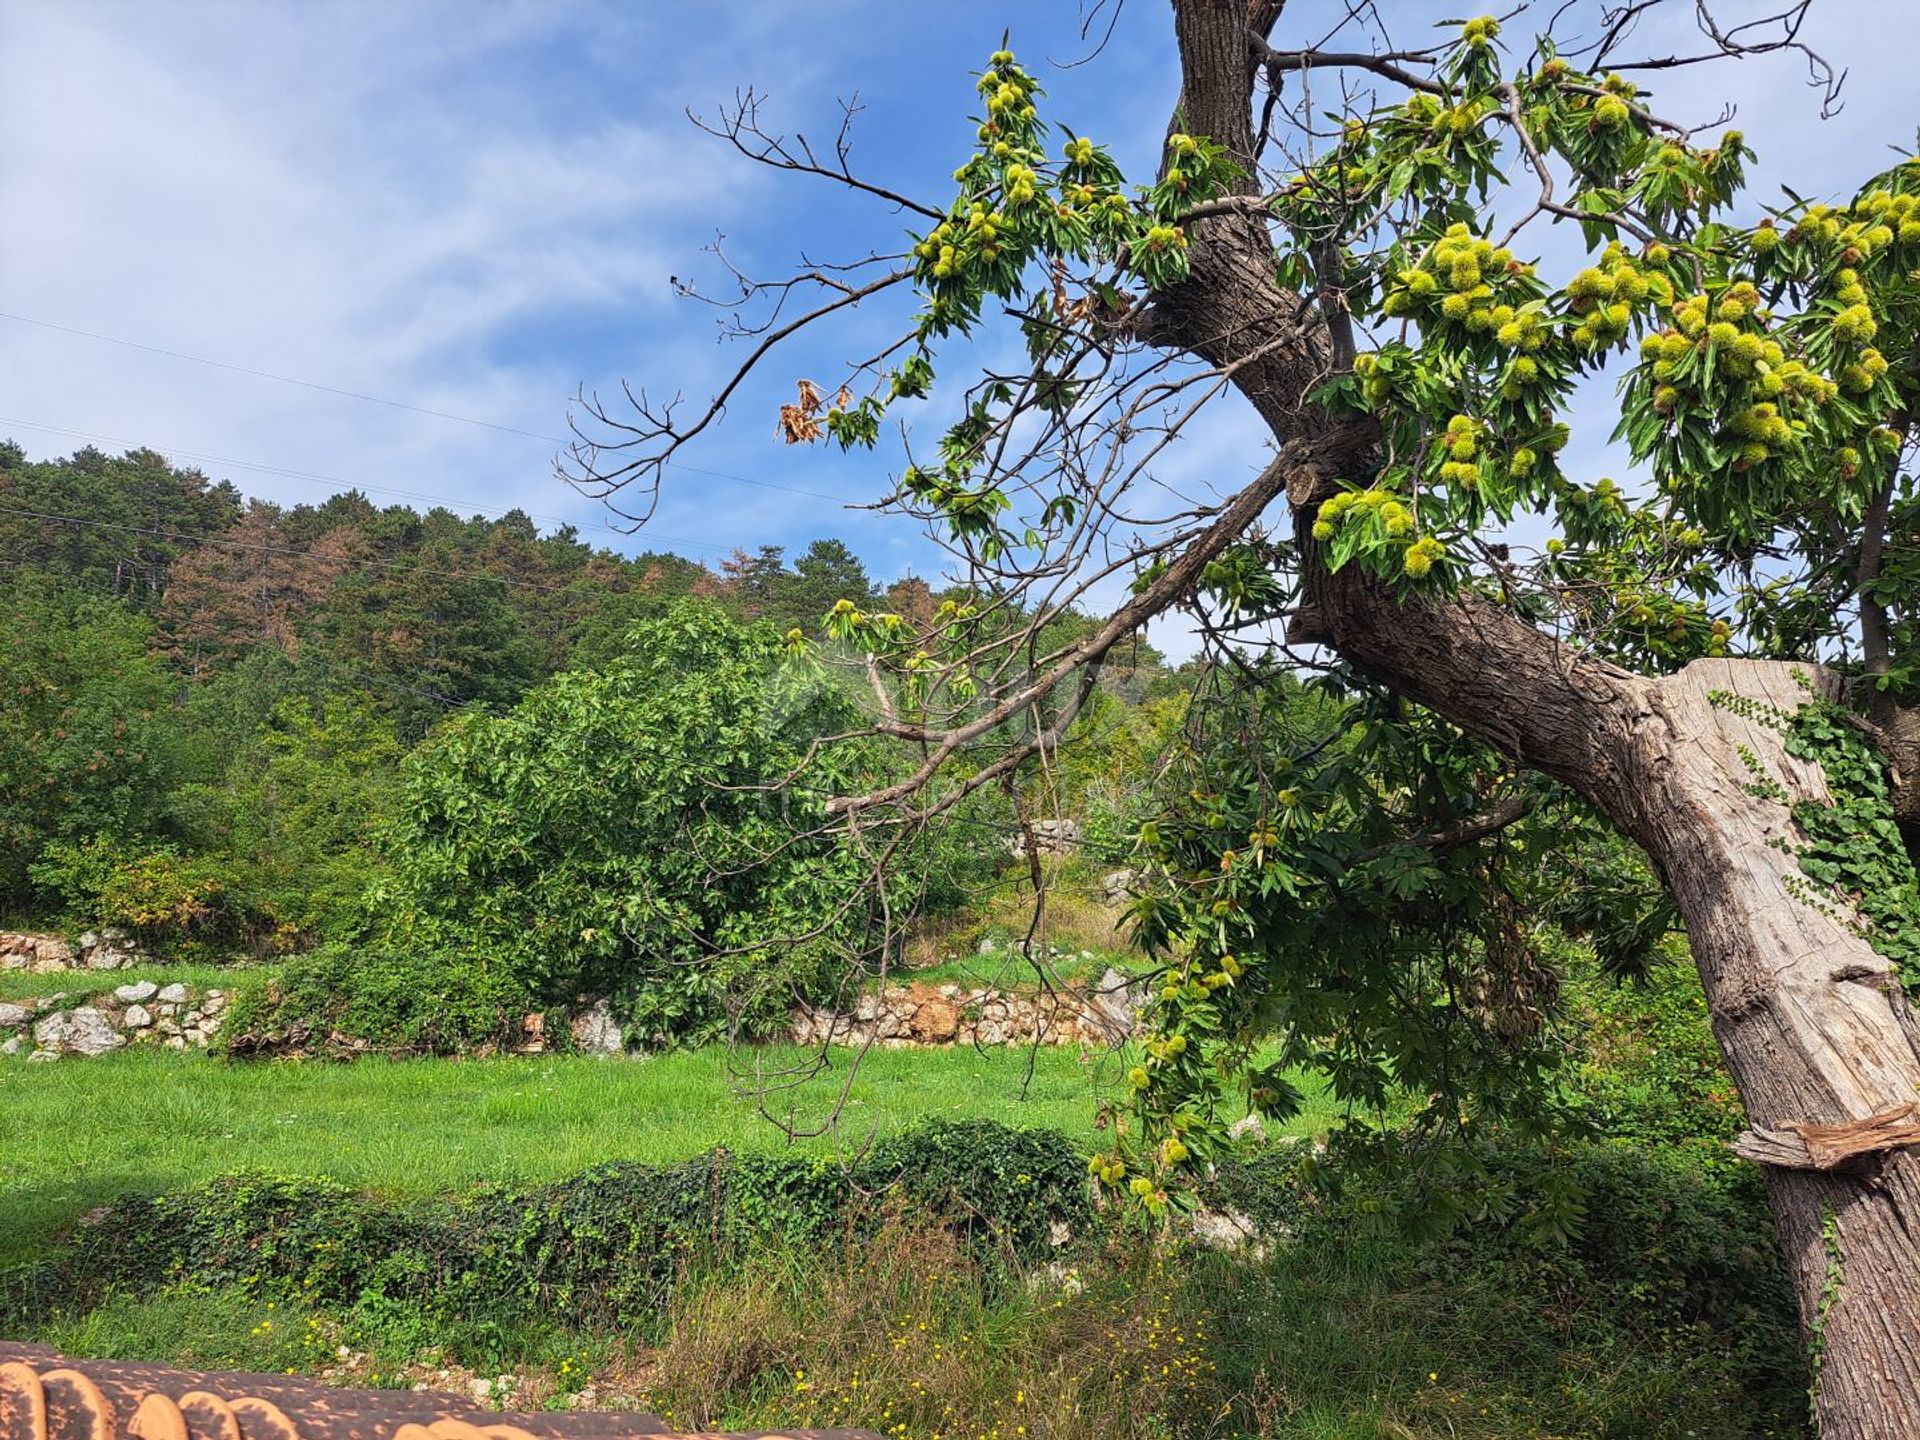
[1636,664,1920,1435]
[1152,3,1920,1432]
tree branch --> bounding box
[1351,794,1537,865]
[1251,37,1445,96]
[828,450,1294,816]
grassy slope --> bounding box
[0,963,269,1004]
[0,1044,1337,1267]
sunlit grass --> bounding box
[869,947,1146,991]
[0,1043,1337,1267]
[0,962,269,1004]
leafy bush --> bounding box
[1203,1134,1804,1435]
[169,692,401,943]
[27,836,267,957]
[0,574,183,902]
[238,601,890,1052]
[1,1121,1095,1338]
[1572,950,1748,1154]
[866,1118,1095,1258]
[223,942,532,1055]
[1199,956,1789,1368]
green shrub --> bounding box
[27,836,269,957]
[47,1174,406,1307]
[240,601,897,1053]
[222,942,533,1055]
[1573,950,1747,1154]
[0,573,184,903]
[866,1118,1093,1258]
[169,691,401,944]
[23,836,128,923]
[1,1121,1096,1338]
[1202,1131,1804,1431]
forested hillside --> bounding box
[0,447,800,886]
[0,440,911,723]
[1,442,1179,1033]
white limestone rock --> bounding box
[569,998,625,1055]
[35,1005,126,1057]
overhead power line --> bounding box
[0,311,849,502]
[0,311,567,443]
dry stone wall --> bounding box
[0,928,152,972]
[3,923,1147,1058]
[788,967,1144,1049]
[0,980,227,1060]
[1,928,225,1060]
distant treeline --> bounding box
[0,441,957,736]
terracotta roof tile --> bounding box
[0,1344,876,1440]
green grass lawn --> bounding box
[0,1044,1338,1267]
[0,962,270,1004]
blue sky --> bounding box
[3,0,1915,653]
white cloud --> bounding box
[0,0,790,543]
[4,0,1916,617]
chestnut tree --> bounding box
[569,4,1920,1430]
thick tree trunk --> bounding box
[1148,6,1920,1429]
[1312,576,1920,1435]
[1315,574,1920,1436]
[1620,662,1920,1436]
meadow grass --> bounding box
[0,962,269,1004]
[34,1216,1800,1440]
[0,1043,1338,1267]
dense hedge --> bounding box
[4,1117,1803,1426]
[0,1121,1094,1335]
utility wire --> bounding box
[0,312,566,443]
[0,311,849,502]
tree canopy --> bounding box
[578,5,1920,1431]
